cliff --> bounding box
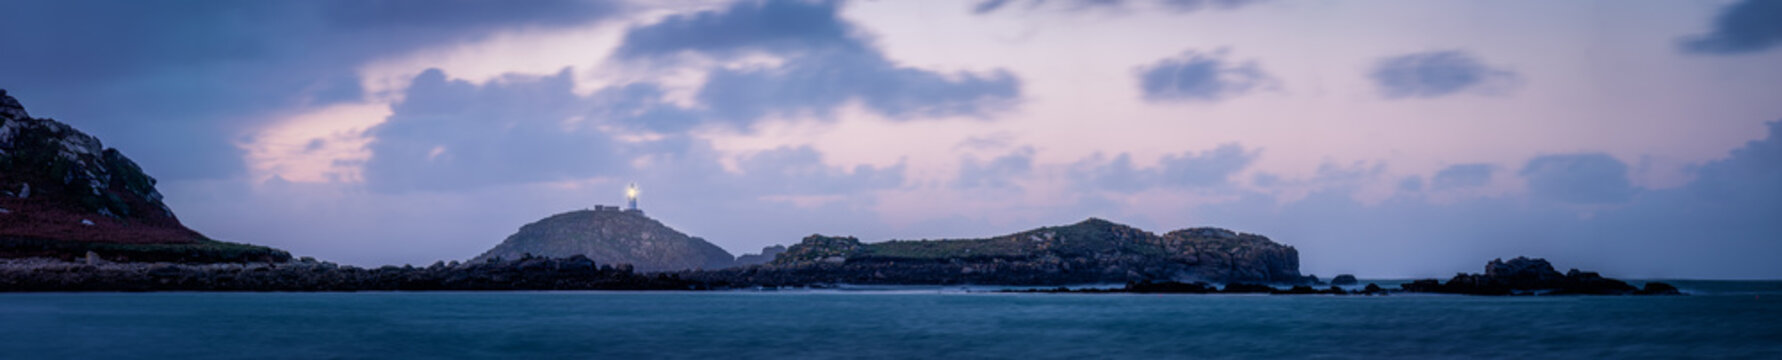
[0,89,288,263]
[473,209,735,272]
[693,218,1313,286]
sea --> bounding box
[1,280,1778,359]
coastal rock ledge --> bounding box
[686,218,1317,286]
[1401,257,1681,295]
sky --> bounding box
[3,0,1779,279]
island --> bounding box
[0,88,1678,295]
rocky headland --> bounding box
[684,218,1316,287]
[0,89,287,263]
[475,208,735,272]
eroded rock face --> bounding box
[0,89,203,244]
[474,209,735,272]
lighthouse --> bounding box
[626,182,639,211]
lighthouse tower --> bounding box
[626,182,640,211]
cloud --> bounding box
[1519,153,1635,204]
[1369,50,1517,99]
[1157,0,1268,12]
[730,146,906,195]
[955,147,1036,189]
[615,0,1020,124]
[973,0,1265,14]
[362,68,621,192]
[1137,50,1276,103]
[0,1,620,180]
[1687,121,1782,204]
[972,0,1018,14]
[1430,163,1494,190]
[588,83,704,133]
[1076,143,1257,192]
[615,0,859,58]
[1397,176,1425,192]
[1679,0,1782,55]
[697,51,1020,122]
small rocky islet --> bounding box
[0,89,1678,295]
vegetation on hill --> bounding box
[475,209,735,272]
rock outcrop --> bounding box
[688,218,1315,286]
[0,89,287,263]
[1400,257,1681,295]
[733,245,786,266]
[473,209,734,272]
[0,254,700,292]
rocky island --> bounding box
[684,218,1315,287]
[475,207,735,273]
[0,89,1678,295]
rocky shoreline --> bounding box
[0,254,702,292]
[0,255,1680,295]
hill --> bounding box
[0,89,288,263]
[473,208,735,272]
[693,218,1313,286]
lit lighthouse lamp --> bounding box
[626,182,639,211]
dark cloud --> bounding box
[1137,50,1275,103]
[1157,0,1268,12]
[616,0,1020,124]
[0,0,620,180]
[362,65,912,198]
[615,0,859,58]
[955,147,1036,189]
[1679,0,1782,55]
[972,0,1018,14]
[323,0,612,30]
[1397,176,1425,192]
[1519,153,1636,204]
[1157,144,1258,186]
[1687,121,1782,204]
[974,0,1264,14]
[1076,144,1257,192]
[698,51,1019,122]
[731,146,906,195]
[1179,127,1782,278]
[588,83,704,133]
[1078,153,1152,193]
[362,68,619,192]
[1369,50,1516,99]
[1431,163,1494,190]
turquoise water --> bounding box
[2,281,1779,359]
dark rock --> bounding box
[1331,274,1358,285]
[1637,282,1683,295]
[1222,282,1276,293]
[1401,257,1667,296]
[1358,283,1388,295]
[1270,285,1320,295]
[1126,280,1216,294]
